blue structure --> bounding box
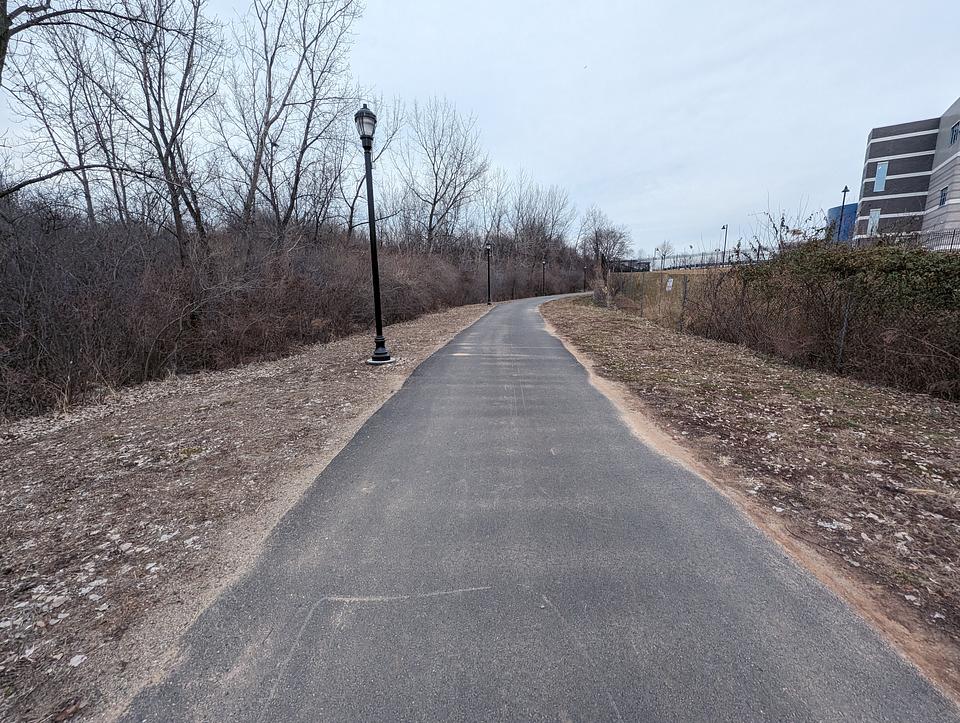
[827,203,858,242]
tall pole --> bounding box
[836,185,850,244]
[583,265,587,293]
[541,260,546,296]
[485,245,492,305]
[362,137,391,364]
[721,224,728,266]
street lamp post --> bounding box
[355,104,393,365]
[541,259,546,296]
[721,224,728,266]
[583,265,587,293]
[485,243,492,305]
[836,185,850,244]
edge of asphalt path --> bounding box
[101,305,497,720]
[107,295,960,719]
[537,297,960,711]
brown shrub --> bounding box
[0,216,584,418]
[630,243,960,399]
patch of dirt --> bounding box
[541,297,960,703]
[0,303,490,721]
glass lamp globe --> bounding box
[354,104,377,140]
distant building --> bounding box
[610,259,650,273]
[924,97,960,234]
[826,203,858,242]
[854,96,960,242]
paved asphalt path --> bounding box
[124,296,957,722]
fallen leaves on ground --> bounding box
[542,298,960,640]
[0,304,488,721]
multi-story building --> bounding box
[826,202,858,242]
[854,96,960,242]
[923,97,960,234]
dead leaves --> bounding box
[542,298,960,639]
[0,304,488,720]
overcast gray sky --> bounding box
[335,0,957,255]
[6,0,955,256]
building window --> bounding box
[941,187,950,207]
[867,208,881,235]
[952,121,960,145]
[874,161,888,192]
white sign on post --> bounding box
[665,277,674,292]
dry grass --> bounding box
[542,298,960,642]
[0,304,488,721]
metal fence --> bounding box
[634,247,771,272]
[625,229,960,272]
[913,229,960,252]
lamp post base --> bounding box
[367,335,394,366]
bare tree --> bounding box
[335,96,401,240]
[477,165,510,252]
[100,0,220,265]
[654,240,674,269]
[1,0,188,88]
[3,18,146,222]
[578,205,630,264]
[508,172,574,260]
[8,27,100,221]
[396,97,488,253]
[220,0,357,238]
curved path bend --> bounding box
[125,296,957,722]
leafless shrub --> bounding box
[681,243,960,399]
[0,0,628,419]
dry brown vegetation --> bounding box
[0,304,488,721]
[2,0,623,422]
[0,216,584,421]
[542,297,960,662]
[611,243,960,399]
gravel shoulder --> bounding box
[541,297,960,703]
[0,303,490,721]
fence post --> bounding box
[679,275,689,330]
[836,287,856,373]
[638,271,646,318]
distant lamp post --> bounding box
[541,259,546,296]
[485,243,492,305]
[355,103,393,365]
[583,265,588,293]
[836,185,850,243]
[721,224,728,266]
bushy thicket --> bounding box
[0,206,584,419]
[0,0,636,419]
[683,243,960,398]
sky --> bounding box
[5,0,957,257]
[335,0,958,256]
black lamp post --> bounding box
[583,265,587,292]
[836,185,850,243]
[355,104,392,365]
[541,259,546,296]
[721,224,728,266]
[485,243,492,305]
